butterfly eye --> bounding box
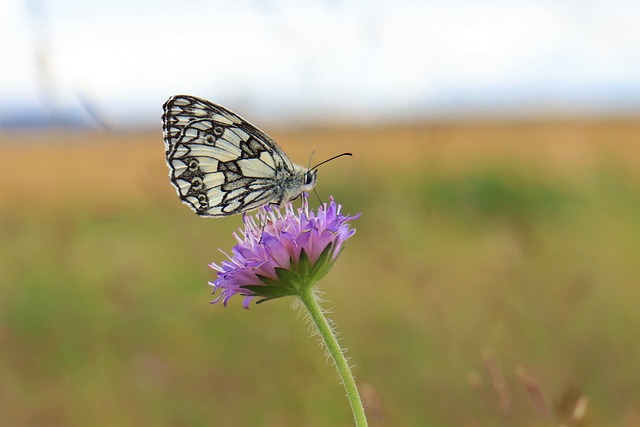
[213,126,224,136]
[192,177,203,190]
[304,171,315,185]
[188,159,199,171]
[205,136,215,145]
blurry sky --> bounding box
[1,0,639,128]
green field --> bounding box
[1,119,639,426]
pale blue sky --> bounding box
[1,0,639,128]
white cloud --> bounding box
[1,0,639,126]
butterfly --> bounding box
[162,95,350,217]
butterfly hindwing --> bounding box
[162,95,300,217]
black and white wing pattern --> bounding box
[162,95,316,217]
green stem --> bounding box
[298,287,368,427]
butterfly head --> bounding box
[299,152,351,193]
[288,152,351,202]
[288,166,317,194]
[303,169,318,188]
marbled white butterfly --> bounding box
[162,95,350,217]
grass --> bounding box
[1,118,640,426]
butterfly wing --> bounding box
[162,95,296,217]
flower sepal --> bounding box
[241,283,298,304]
[246,266,302,304]
[243,244,338,304]
[298,244,336,292]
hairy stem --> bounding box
[298,287,368,427]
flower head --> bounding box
[209,194,359,308]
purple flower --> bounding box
[209,194,360,308]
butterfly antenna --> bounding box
[307,151,316,170]
[310,152,353,171]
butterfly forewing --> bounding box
[162,95,308,217]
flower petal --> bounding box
[208,194,359,307]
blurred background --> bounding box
[1,1,639,426]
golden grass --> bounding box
[1,118,640,426]
[1,118,639,212]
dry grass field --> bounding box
[1,118,640,426]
